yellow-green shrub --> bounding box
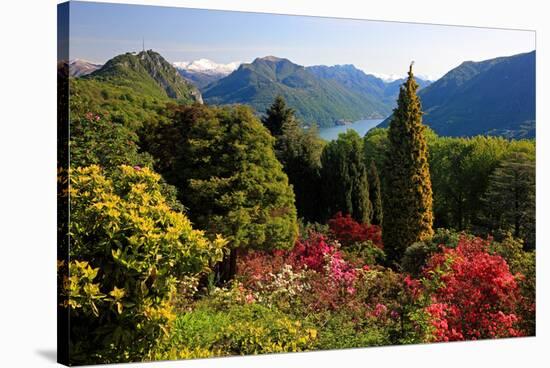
[164,301,317,357]
[64,165,226,364]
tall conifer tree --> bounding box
[382,63,434,262]
[368,160,383,225]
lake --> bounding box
[318,119,385,141]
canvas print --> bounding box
[57,1,536,365]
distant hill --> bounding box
[379,51,536,138]
[203,56,392,127]
[69,59,101,77]
[174,59,240,89]
[87,50,202,104]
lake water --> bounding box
[318,119,385,141]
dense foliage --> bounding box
[321,130,372,223]
[266,96,326,222]
[143,104,298,281]
[382,65,434,262]
[482,151,535,247]
[64,165,226,363]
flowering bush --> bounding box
[418,236,525,341]
[65,165,226,364]
[328,212,383,248]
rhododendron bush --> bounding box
[328,212,383,248]
[415,237,525,341]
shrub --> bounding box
[341,240,386,267]
[400,241,436,276]
[64,165,226,364]
[431,228,467,248]
[328,212,382,248]
[490,235,536,335]
[166,302,317,356]
[419,236,525,341]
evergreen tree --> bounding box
[276,115,325,222]
[368,160,383,225]
[147,104,298,281]
[262,95,296,137]
[320,130,372,224]
[382,63,434,263]
[482,151,535,248]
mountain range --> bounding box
[201,56,431,127]
[69,49,535,138]
[174,59,240,89]
[379,50,535,138]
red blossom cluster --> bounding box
[328,212,383,248]
[421,237,524,341]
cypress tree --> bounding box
[320,130,372,223]
[382,63,434,263]
[368,160,383,225]
[262,95,295,137]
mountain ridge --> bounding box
[379,50,535,138]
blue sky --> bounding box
[66,1,535,80]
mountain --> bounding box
[87,50,202,104]
[382,77,432,102]
[379,51,535,138]
[203,56,392,127]
[307,64,431,111]
[69,59,102,77]
[174,59,240,89]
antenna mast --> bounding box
[142,37,145,52]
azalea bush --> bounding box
[416,236,525,341]
[65,165,227,364]
[328,212,383,248]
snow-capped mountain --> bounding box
[173,59,240,75]
[69,59,102,77]
[173,59,241,89]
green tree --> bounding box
[482,151,535,248]
[275,111,326,222]
[429,138,474,229]
[147,104,298,281]
[70,112,153,170]
[65,165,226,364]
[320,130,372,223]
[363,128,389,170]
[382,64,434,263]
[262,95,296,137]
[368,160,383,225]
